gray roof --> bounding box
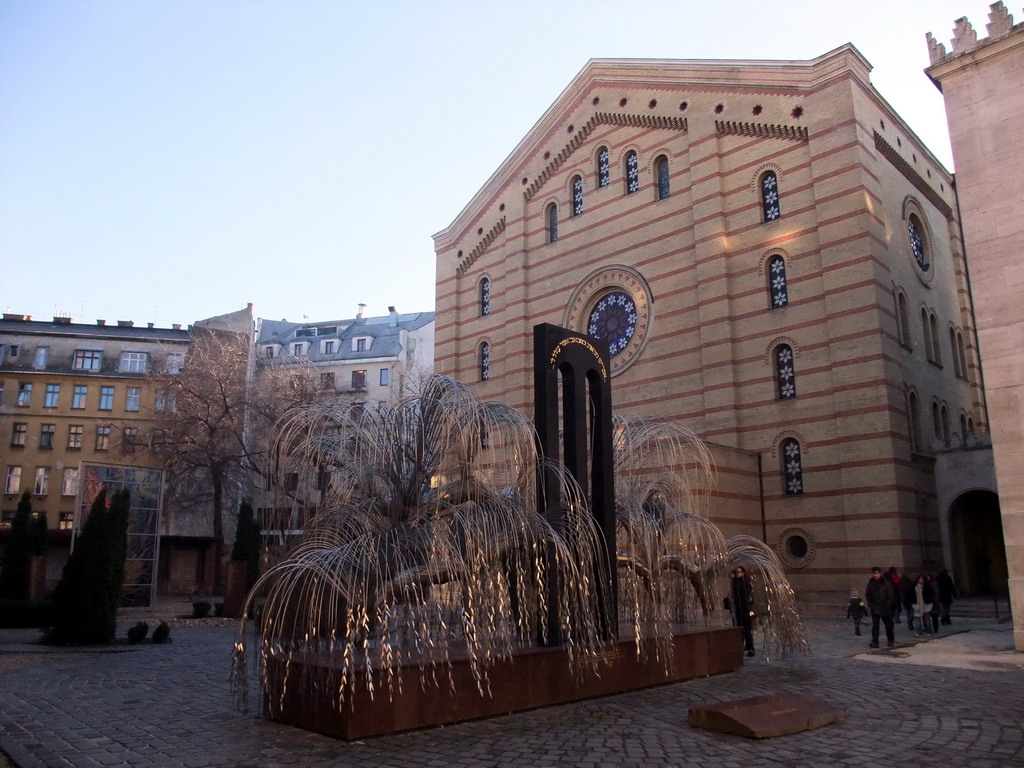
[0,317,191,343]
[256,312,434,363]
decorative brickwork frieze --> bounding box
[455,217,506,277]
[874,132,953,219]
[715,120,808,142]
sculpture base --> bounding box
[688,693,844,738]
[265,626,742,740]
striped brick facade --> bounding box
[433,45,985,602]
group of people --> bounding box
[848,566,957,647]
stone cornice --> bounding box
[873,132,953,220]
[455,217,506,277]
[715,120,808,142]
[523,113,687,202]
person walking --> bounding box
[936,568,957,625]
[728,566,756,658]
[914,574,937,638]
[865,566,897,648]
[901,571,917,632]
[887,567,903,625]
[846,592,868,636]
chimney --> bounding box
[147,322,154,328]
[357,303,367,320]
[96,319,106,326]
[172,323,181,330]
[117,320,134,328]
[53,316,72,324]
[389,305,398,326]
[2,313,30,321]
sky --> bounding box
[0,1,996,328]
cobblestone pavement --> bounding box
[1,615,1022,767]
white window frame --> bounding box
[72,385,87,409]
[165,353,184,374]
[44,383,60,408]
[17,383,32,406]
[33,347,48,369]
[62,468,79,496]
[33,467,49,495]
[73,349,103,371]
[4,466,21,494]
[99,386,115,411]
[119,351,149,372]
[125,387,141,411]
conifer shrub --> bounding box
[230,500,261,591]
[49,489,131,644]
[0,492,35,599]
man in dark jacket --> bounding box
[729,567,756,658]
[936,569,957,625]
[865,566,897,648]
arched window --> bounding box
[775,344,796,400]
[761,171,781,222]
[959,413,968,446]
[571,175,584,216]
[768,255,789,308]
[546,202,558,243]
[597,147,610,188]
[957,332,968,380]
[479,278,490,317]
[967,415,975,435]
[781,438,803,496]
[479,342,490,381]
[909,391,922,452]
[932,401,942,444]
[921,308,932,360]
[655,155,670,199]
[907,213,930,272]
[949,327,961,377]
[941,404,950,447]
[929,313,941,364]
[896,291,911,347]
[624,150,639,194]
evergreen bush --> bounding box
[49,489,131,644]
[230,500,261,591]
[0,491,35,599]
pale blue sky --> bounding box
[0,1,990,327]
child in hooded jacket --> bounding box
[847,593,868,636]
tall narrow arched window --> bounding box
[960,413,969,445]
[571,175,584,216]
[949,327,961,376]
[768,255,789,308]
[929,313,941,364]
[479,342,490,381]
[655,155,670,199]
[921,308,932,360]
[546,202,558,243]
[967,415,975,435]
[624,150,639,194]
[597,146,610,187]
[897,291,911,347]
[761,171,781,222]
[932,401,942,444]
[775,344,796,399]
[781,438,803,496]
[479,277,490,317]
[957,332,968,379]
[941,404,950,447]
[909,391,922,452]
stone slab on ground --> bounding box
[688,692,843,738]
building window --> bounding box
[44,383,60,408]
[547,202,558,243]
[125,387,141,411]
[655,155,670,199]
[957,332,968,380]
[119,352,148,372]
[264,346,275,359]
[99,386,114,410]
[292,343,304,356]
[781,438,803,496]
[11,423,27,447]
[761,171,781,222]
[907,213,929,272]
[929,313,941,365]
[320,372,335,390]
[597,146,610,187]
[33,467,49,495]
[380,368,389,386]
[896,291,911,348]
[72,385,87,409]
[480,342,490,381]
[73,350,103,371]
[17,383,32,407]
[165,353,184,373]
[921,309,934,361]
[775,345,796,400]
[351,370,367,390]
[948,328,961,377]
[122,427,138,453]
[767,255,789,308]
[33,347,48,369]
[40,424,55,449]
[62,468,79,497]
[480,277,491,316]
[572,175,584,216]
[323,340,335,354]
[8,344,19,359]
[908,391,922,452]
[155,390,176,411]
[960,413,969,445]
[59,512,74,530]
[95,426,111,451]
[355,338,368,352]
[624,150,639,194]
[940,404,951,447]
[0,382,3,405]
[67,425,84,449]
[4,466,21,494]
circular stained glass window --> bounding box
[587,291,637,356]
[908,216,929,272]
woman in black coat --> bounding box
[729,567,756,658]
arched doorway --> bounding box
[949,489,1006,595]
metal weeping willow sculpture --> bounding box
[231,324,807,737]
